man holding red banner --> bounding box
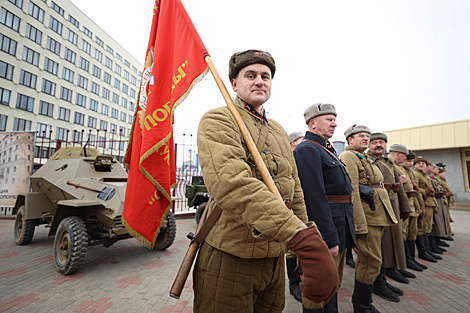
[194,50,338,312]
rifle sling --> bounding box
[194,203,222,244]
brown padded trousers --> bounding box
[193,243,285,313]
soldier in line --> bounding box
[194,49,338,312]
[367,134,413,303]
[294,104,356,313]
[436,166,454,242]
[426,162,449,255]
[285,132,305,303]
[339,125,397,313]
[391,148,428,271]
[413,157,442,263]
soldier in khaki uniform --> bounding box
[339,125,397,313]
[194,50,338,312]
[426,163,448,255]
[436,167,454,241]
[391,148,427,271]
[367,135,412,303]
[413,157,441,263]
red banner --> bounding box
[122,0,209,248]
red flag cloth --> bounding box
[122,0,209,248]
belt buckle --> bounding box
[246,154,256,167]
[379,181,384,189]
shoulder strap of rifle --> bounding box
[194,198,222,244]
[246,122,268,170]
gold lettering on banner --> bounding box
[149,189,160,205]
[144,101,172,131]
[160,144,171,165]
[171,60,189,92]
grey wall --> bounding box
[415,148,470,204]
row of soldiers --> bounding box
[288,112,455,312]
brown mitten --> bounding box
[285,225,339,304]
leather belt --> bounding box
[435,192,444,198]
[405,190,417,198]
[370,182,385,189]
[383,183,392,192]
[284,200,293,210]
[393,183,400,192]
[327,195,352,204]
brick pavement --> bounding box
[1,210,470,312]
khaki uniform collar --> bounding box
[235,97,268,122]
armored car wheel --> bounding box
[53,216,88,275]
[14,206,37,245]
[154,211,176,250]
[195,202,207,225]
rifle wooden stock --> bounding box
[169,198,210,299]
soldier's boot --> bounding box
[429,235,445,254]
[346,248,356,269]
[385,267,409,284]
[398,269,416,279]
[286,257,302,303]
[323,292,338,313]
[372,269,400,302]
[416,235,437,263]
[404,240,423,272]
[406,239,428,269]
[436,237,450,247]
[352,279,378,313]
[424,234,443,260]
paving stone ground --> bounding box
[1,210,470,312]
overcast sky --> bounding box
[71,0,469,148]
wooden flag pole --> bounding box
[204,56,283,202]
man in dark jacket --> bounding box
[294,103,356,313]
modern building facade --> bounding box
[0,0,143,163]
[385,119,470,204]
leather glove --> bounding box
[400,212,410,220]
[425,186,433,195]
[285,224,339,304]
[447,191,454,197]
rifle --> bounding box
[169,198,215,299]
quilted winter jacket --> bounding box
[197,97,308,259]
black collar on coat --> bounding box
[304,131,337,155]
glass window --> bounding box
[89,99,98,112]
[44,57,58,75]
[111,108,118,119]
[39,101,54,117]
[128,114,133,124]
[95,36,103,47]
[74,112,85,125]
[66,28,78,45]
[0,8,21,32]
[13,118,32,131]
[41,79,56,96]
[124,60,130,68]
[77,75,88,90]
[130,88,136,99]
[0,115,7,131]
[120,112,126,122]
[102,87,110,100]
[19,70,37,89]
[121,98,127,108]
[60,87,72,102]
[103,72,111,84]
[88,116,97,128]
[49,16,63,35]
[91,82,100,95]
[99,120,108,130]
[16,94,34,112]
[101,104,109,116]
[8,0,23,9]
[79,57,90,72]
[56,127,68,141]
[68,14,79,28]
[106,45,113,54]
[92,65,101,79]
[115,64,122,75]
[62,67,74,83]
[114,78,121,89]
[83,26,92,38]
[0,33,18,56]
[25,24,42,45]
[28,2,44,23]
[123,70,129,81]
[129,102,135,111]
[64,47,76,64]
[0,61,14,81]
[46,36,61,55]
[75,93,86,107]
[94,49,102,62]
[131,75,137,86]
[22,46,40,66]
[58,107,70,121]
[81,39,91,54]
[0,87,11,106]
[37,122,52,138]
[122,84,129,94]
[105,57,113,69]
[112,93,119,104]
[51,1,64,16]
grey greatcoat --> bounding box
[430,175,449,238]
[367,153,412,270]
